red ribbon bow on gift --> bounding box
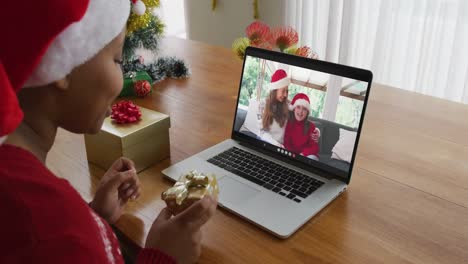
[111,100,142,124]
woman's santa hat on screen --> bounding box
[268,69,291,91]
[289,93,311,111]
[0,0,130,143]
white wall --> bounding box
[184,0,285,48]
[159,0,187,38]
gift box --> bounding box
[119,71,152,97]
[162,170,219,215]
[84,105,170,173]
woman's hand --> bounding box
[311,127,321,143]
[90,157,141,224]
[145,196,217,264]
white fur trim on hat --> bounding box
[268,77,290,91]
[24,0,130,87]
[289,98,310,111]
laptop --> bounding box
[162,47,373,238]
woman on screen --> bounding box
[260,69,290,147]
[284,93,320,160]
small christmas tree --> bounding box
[121,0,190,97]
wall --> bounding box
[184,0,285,48]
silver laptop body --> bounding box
[163,47,373,238]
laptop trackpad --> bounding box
[218,177,260,205]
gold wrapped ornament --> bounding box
[162,170,219,215]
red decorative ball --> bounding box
[134,80,151,97]
[111,100,142,124]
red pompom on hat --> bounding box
[0,0,130,142]
[267,69,291,91]
[289,93,311,111]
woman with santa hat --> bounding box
[284,93,320,160]
[260,69,291,147]
[0,1,216,263]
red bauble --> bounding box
[111,100,142,124]
[134,80,151,97]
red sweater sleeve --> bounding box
[301,122,320,157]
[30,234,105,264]
[136,248,177,264]
[30,236,176,264]
[0,144,177,264]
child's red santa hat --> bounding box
[0,0,130,143]
[267,69,291,91]
[289,93,311,111]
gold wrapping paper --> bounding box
[84,106,170,173]
[162,170,219,215]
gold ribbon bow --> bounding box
[162,170,217,205]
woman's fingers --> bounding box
[175,196,217,231]
[132,189,141,200]
[110,157,136,172]
[118,170,140,193]
[119,184,140,201]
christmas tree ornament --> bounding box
[111,100,142,124]
[131,0,146,16]
[119,71,152,97]
[134,80,151,97]
[126,0,160,33]
[122,0,190,91]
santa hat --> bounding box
[0,0,130,141]
[267,69,290,91]
[289,93,311,111]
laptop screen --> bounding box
[232,48,372,182]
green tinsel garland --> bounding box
[122,57,191,84]
[122,1,190,87]
[123,17,165,62]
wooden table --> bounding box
[47,37,468,264]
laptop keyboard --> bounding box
[207,147,324,203]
